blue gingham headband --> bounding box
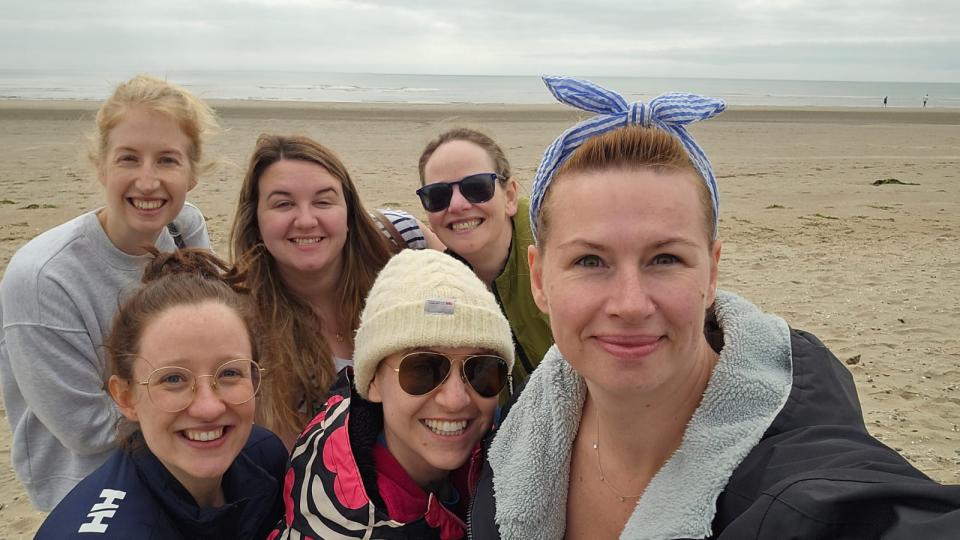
[529,76,727,242]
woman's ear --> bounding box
[529,244,549,314]
[367,373,384,404]
[108,375,140,422]
[504,178,519,218]
[706,239,722,307]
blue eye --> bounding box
[652,254,679,265]
[218,367,245,380]
[575,255,604,268]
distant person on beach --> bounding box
[923,93,929,107]
[0,75,215,511]
[470,76,960,539]
[36,250,286,539]
[271,249,514,539]
[229,134,442,449]
[883,95,888,107]
[417,128,553,386]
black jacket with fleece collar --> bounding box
[470,290,960,539]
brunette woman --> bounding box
[36,249,286,539]
[230,134,441,448]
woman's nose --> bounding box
[186,376,227,419]
[446,185,473,213]
[433,366,472,410]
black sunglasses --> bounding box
[390,351,510,398]
[416,173,501,213]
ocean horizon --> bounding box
[2,69,958,109]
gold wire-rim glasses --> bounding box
[128,357,266,413]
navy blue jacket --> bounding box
[36,426,287,539]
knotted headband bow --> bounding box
[529,76,726,242]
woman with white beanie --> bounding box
[270,248,515,540]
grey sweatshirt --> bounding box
[0,203,209,510]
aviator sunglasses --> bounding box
[390,351,510,398]
[416,173,501,213]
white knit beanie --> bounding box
[353,249,515,399]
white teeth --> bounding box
[132,199,164,210]
[184,428,224,442]
[451,219,481,231]
[291,237,321,245]
[424,419,468,436]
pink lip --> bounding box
[594,335,663,359]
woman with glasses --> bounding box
[417,128,552,384]
[230,134,442,449]
[271,248,514,539]
[36,249,286,539]
[0,75,214,511]
[470,77,960,538]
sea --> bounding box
[2,70,959,109]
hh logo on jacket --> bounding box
[78,489,126,533]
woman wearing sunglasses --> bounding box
[36,249,286,539]
[418,128,552,384]
[470,77,960,538]
[271,248,514,539]
[230,134,442,449]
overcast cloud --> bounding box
[1,0,957,81]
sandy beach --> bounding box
[1,100,958,536]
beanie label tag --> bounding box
[424,298,455,315]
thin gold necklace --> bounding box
[593,405,643,503]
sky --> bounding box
[2,0,958,82]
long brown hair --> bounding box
[229,133,396,438]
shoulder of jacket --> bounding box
[38,452,164,538]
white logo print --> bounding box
[78,489,126,534]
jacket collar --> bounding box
[286,369,483,538]
[130,435,277,538]
[488,290,793,539]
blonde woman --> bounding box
[0,75,215,510]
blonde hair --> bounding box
[537,125,716,245]
[89,74,219,178]
[230,134,397,438]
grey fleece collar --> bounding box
[489,290,793,540]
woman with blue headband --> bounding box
[470,77,960,538]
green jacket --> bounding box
[493,198,553,382]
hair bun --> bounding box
[141,248,247,293]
